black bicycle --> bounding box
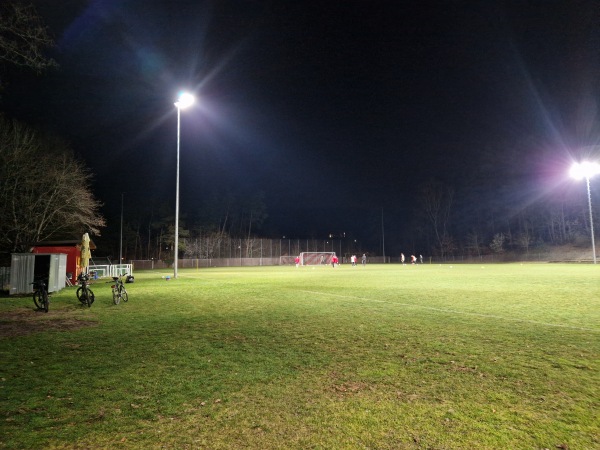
[32,279,49,313]
[76,272,95,307]
[111,274,129,305]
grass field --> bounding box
[1,263,598,449]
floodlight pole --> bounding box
[174,92,195,279]
[174,104,181,278]
[119,193,123,270]
[571,161,599,264]
[584,176,597,264]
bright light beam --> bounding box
[570,161,600,264]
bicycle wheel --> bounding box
[42,291,49,313]
[86,289,95,307]
[33,291,43,309]
[76,287,86,304]
[121,286,128,302]
[112,287,120,305]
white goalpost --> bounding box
[299,252,336,266]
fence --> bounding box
[128,247,597,271]
[181,237,364,261]
[131,258,279,269]
[180,237,596,264]
[88,263,133,278]
[130,256,390,270]
[388,248,596,264]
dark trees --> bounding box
[0,117,105,252]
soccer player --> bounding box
[332,255,339,267]
[295,256,300,268]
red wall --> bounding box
[32,246,80,285]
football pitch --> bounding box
[1,263,598,449]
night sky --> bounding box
[3,0,600,249]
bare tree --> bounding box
[516,231,532,257]
[0,2,56,73]
[0,117,105,252]
[184,231,225,259]
[489,233,506,254]
[419,180,454,258]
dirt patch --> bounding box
[328,371,374,397]
[0,308,97,338]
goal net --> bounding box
[300,252,336,266]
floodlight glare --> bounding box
[175,92,195,109]
[570,160,599,264]
[570,161,600,180]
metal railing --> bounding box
[88,264,132,278]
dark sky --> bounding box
[4,0,600,246]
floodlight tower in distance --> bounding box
[570,161,600,264]
[174,92,195,278]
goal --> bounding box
[299,252,336,266]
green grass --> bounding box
[1,263,599,449]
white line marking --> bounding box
[297,290,599,332]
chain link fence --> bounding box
[127,237,596,269]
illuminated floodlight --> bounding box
[175,92,195,109]
[569,161,600,180]
[570,160,599,264]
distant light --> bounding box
[570,161,600,180]
[175,92,195,109]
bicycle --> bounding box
[76,272,95,307]
[111,274,129,305]
[32,279,49,313]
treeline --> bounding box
[97,191,269,263]
[403,139,598,259]
[102,175,596,263]
[101,132,599,262]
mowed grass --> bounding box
[0,263,598,449]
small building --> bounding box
[32,239,96,286]
[10,253,67,295]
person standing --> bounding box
[419,254,423,264]
[332,254,339,267]
[362,253,366,266]
[401,253,405,265]
[295,256,300,268]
